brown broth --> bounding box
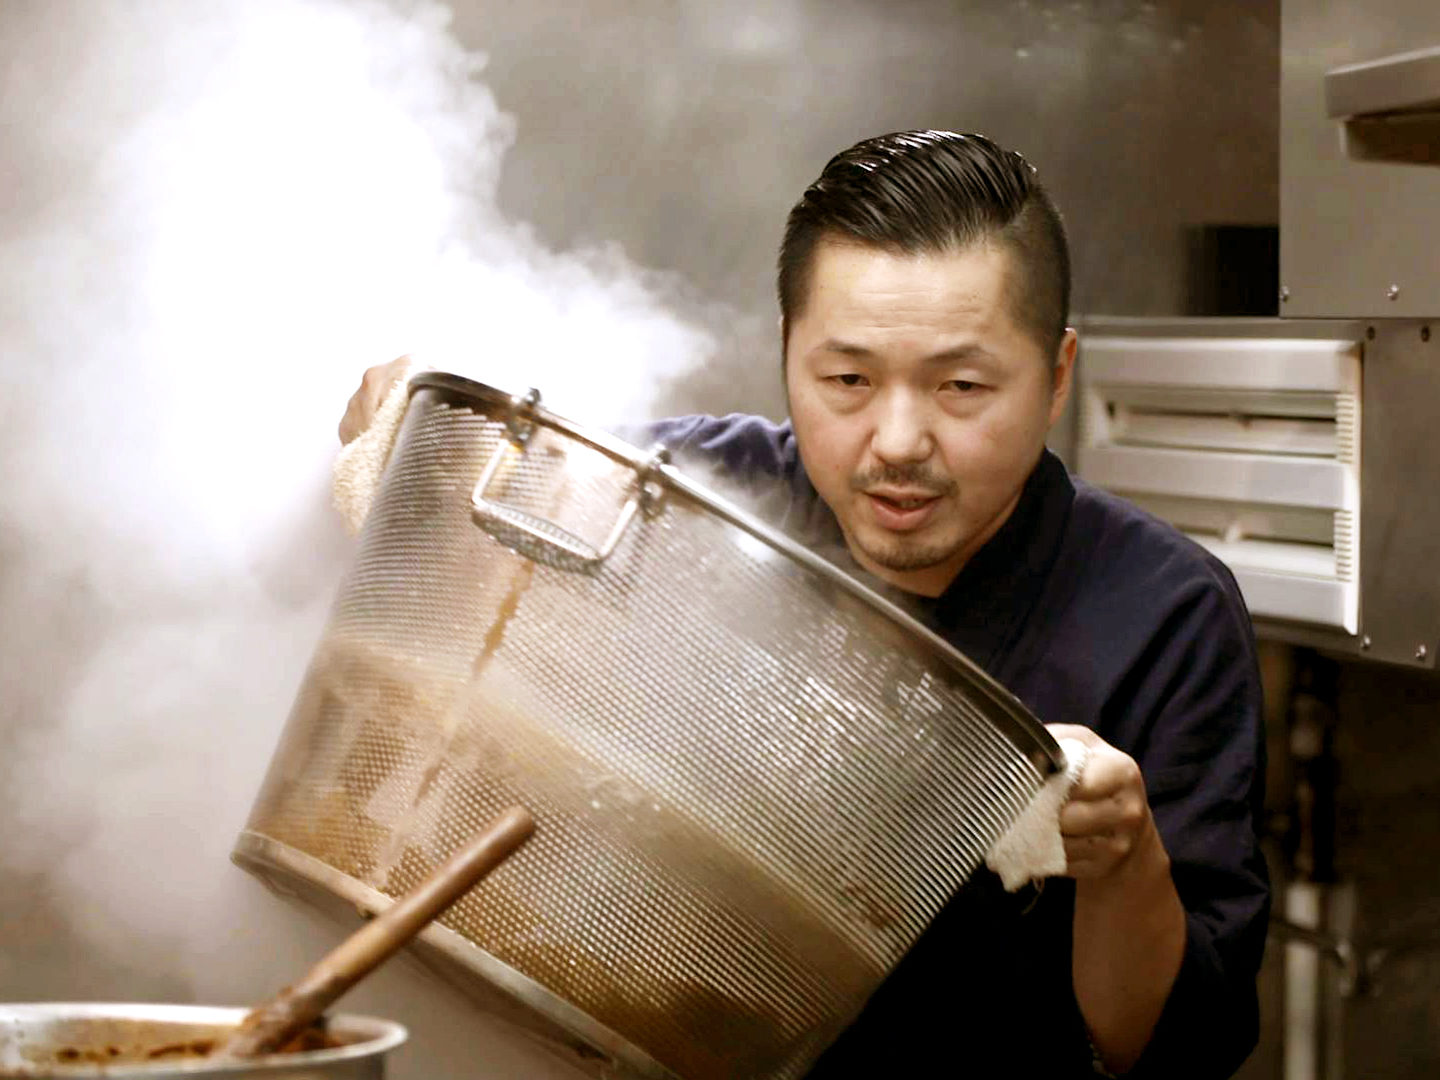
[0,1024,345,1074]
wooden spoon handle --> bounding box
[217,805,536,1059]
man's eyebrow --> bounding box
[923,343,999,365]
[813,338,874,357]
[813,339,999,364]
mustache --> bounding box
[849,464,958,496]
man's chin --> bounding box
[853,535,963,575]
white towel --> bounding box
[332,360,421,534]
[985,738,1091,892]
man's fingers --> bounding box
[1044,723,1158,882]
[1045,723,1098,748]
[1063,832,1136,872]
[1060,790,1146,838]
[1068,748,1142,804]
[338,390,378,445]
[338,356,413,445]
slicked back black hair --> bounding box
[778,130,1070,362]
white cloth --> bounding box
[332,360,421,534]
[985,737,1091,892]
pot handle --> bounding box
[471,392,668,573]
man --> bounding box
[341,130,1269,1077]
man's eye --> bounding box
[944,379,979,393]
[829,373,869,388]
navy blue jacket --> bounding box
[644,413,1270,1079]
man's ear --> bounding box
[1048,328,1078,426]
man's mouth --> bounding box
[873,494,934,510]
[864,490,943,530]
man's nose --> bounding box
[870,390,934,464]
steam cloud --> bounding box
[0,1,718,1074]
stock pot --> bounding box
[0,1005,405,1079]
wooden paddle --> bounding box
[214,804,536,1060]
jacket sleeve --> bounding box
[627,413,795,478]
[1098,559,1271,1078]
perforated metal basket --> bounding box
[234,373,1061,1080]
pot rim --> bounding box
[0,1004,407,1075]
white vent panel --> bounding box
[1077,335,1363,634]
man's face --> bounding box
[784,238,1075,597]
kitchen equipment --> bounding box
[1072,0,1440,670]
[1075,317,1363,634]
[235,372,1064,1080]
[218,805,533,1059]
[0,1005,404,1079]
[1283,0,1440,318]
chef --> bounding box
[340,130,1269,1078]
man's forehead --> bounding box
[808,237,1011,295]
[785,241,1060,372]
[801,241,1014,324]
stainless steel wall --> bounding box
[1281,0,1440,317]
[448,0,1279,418]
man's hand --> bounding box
[338,356,413,445]
[1047,723,1159,881]
[1046,723,1186,1074]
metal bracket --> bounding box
[1325,45,1440,120]
[504,387,543,446]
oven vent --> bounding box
[1076,334,1362,633]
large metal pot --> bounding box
[0,1005,405,1078]
[235,373,1062,1079]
